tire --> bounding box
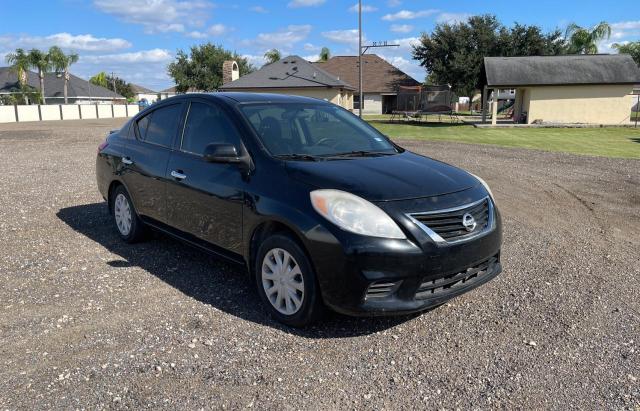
[255,234,324,327]
[110,185,146,243]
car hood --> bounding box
[285,151,478,201]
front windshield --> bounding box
[240,103,398,157]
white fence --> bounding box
[0,104,140,124]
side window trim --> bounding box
[178,101,194,154]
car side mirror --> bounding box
[203,143,241,163]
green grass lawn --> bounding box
[368,120,640,159]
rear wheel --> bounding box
[111,185,146,243]
[255,234,323,327]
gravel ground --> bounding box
[0,118,638,410]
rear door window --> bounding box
[138,103,183,148]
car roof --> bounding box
[203,92,331,105]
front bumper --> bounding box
[305,188,503,316]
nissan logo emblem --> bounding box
[462,213,477,232]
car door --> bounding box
[122,102,184,224]
[165,98,245,255]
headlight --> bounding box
[310,189,406,239]
[470,173,494,200]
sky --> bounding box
[1,0,639,91]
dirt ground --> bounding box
[0,118,638,409]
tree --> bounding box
[28,49,52,104]
[565,22,611,54]
[412,15,503,103]
[49,46,79,104]
[90,72,134,98]
[498,24,566,57]
[412,15,567,103]
[89,72,108,88]
[167,43,255,92]
[319,47,331,62]
[5,48,34,104]
[264,48,282,64]
[613,42,640,66]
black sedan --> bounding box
[96,93,502,327]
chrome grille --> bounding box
[407,197,494,245]
[415,255,498,299]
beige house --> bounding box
[483,55,640,125]
[219,56,354,110]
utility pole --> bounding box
[111,72,117,94]
[358,0,362,117]
[357,0,399,117]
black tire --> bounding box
[110,185,146,243]
[255,234,324,327]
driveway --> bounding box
[0,119,638,409]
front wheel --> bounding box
[255,234,323,327]
[111,185,146,243]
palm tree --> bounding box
[565,22,611,54]
[49,46,79,104]
[5,48,30,87]
[264,49,281,64]
[28,49,52,104]
[5,48,32,104]
[319,47,331,62]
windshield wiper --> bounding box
[274,153,321,161]
[324,150,397,158]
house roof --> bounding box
[484,55,640,87]
[0,67,124,99]
[314,54,420,94]
[131,83,156,94]
[220,55,355,91]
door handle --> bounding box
[171,170,187,180]
[122,157,133,165]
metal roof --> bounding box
[220,55,355,91]
[484,55,640,87]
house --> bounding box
[131,83,160,103]
[219,56,354,110]
[159,86,179,99]
[315,54,420,114]
[0,67,124,104]
[483,55,640,125]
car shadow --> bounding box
[57,203,422,338]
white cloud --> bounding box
[348,3,378,13]
[242,53,267,67]
[377,52,423,81]
[393,37,420,51]
[249,5,268,13]
[436,13,472,25]
[303,54,320,62]
[93,0,212,33]
[14,33,131,52]
[288,0,325,8]
[596,21,640,53]
[382,9,438,21]
[247,25,312,49]
[185,24,229,38]
[80,48,173,64]
[303,43,320,51]
[387,0,402,7]
[321,29,361,47]
[390,24,413,33]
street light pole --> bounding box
[358,0,363,117]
